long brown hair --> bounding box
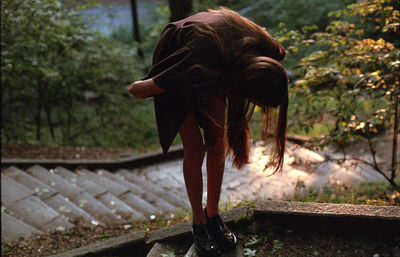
[197,7,288,173]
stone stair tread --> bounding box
[55,167,145,221]
[97,192,139,221]
[1,212,43,243]
[79,168,130,196]
[27,165,83,198]
[1,173,34,204]
[66,169,108,198]
[98,169,146,195]
[143,168,190,202]
[118,169,186,208]
[119,192,162,218]
[70,191,123,224]
[43,193,98,224]
[4,168,95,224]
[98,169,180,214]
[6,195,74,233]
[147,242,187,257]
[185,244,244,257]
[4,166,57,199]
[144,167,185,191]
[27,165,122,224]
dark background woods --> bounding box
[1,0,398,185]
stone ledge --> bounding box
[48,201,400,257]
[1,136,306,171]
[49,231,147,257]
[146,207,251,244]
[1,145,184,171]
[255,200,400,220]
[254,200,400,236]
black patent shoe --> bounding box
[204,208,237,253]
[192,222,221,257]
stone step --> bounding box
[141,165,190,205]
[4,166,97,224]
[1,174,74,234]
[61,168,107,198]
[27,165,122,224]
[1,173,34,204]
[147,242,187,257]
[78,168,130,196]
[54,167,154,220]
[43,193,99,224]
[185,244,244,257]
[142,162,186,193]
[98,169,181,215]
[118,169,187,208]
[1,212,42,243]
[27,165,82,198]
[119,191,163,218]
[96,192,138,221]
[4,190,74,233]
[4,166,57,199]
[53,167,141,221]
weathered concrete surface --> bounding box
[147,221,193,244]
[118,169,186,208]
[27,165,122,224]
[1,212,42,243]
[6,196,74,232]
[146,242,186,257]
[43,193,97,223]
[49,202,399,257]
[100,168,183,212]
[49,230,147,257]
[255,200,400,220]
[1,145,184,170]
[254,200,400,236]
[1,173,33,204]
[4,166,97,223]
[185,244,244,257]
[146,207,251,244]
[4,166,57,199]
[97,192,138,221]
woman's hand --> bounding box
[128,79,165,98]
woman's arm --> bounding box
[128,79,165,98]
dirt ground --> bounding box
[1,143,144,160]
[3,215,399,257]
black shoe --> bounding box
[204,208,237,253]
[192,222,221,257]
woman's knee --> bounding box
[184,144,206,166]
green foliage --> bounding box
[278,0,399,184]
[248,0,355,33]
[293,179,400,206]
[1,0,154,147]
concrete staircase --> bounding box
[1,165,190,243]
[2,142,388,245]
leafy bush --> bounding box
[1,0,153,147]
[278,0,399,186]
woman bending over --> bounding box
[129,7,288,257]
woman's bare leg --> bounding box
[179,110,206,224]
[201,94,226,217]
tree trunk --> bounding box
[391,90,399,184]
[168,0,192,22]
[130,0,143,58]
[45,104,55,140]
[35,84,43,141]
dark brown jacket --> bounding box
[143,11,285,153]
